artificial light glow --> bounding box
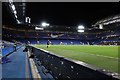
[41,22,50,27]
[35,27,44,30]
[14,10,17,14]
[11,5,15,11]
[78,30,84,33]
[15,14,17,18]
[17,19,20,24]
[28,18,31,23]
[9,0,13,4]
[78,25,84,29]
[25,17,28,23]
[25,17,31,23]
[42,22,47,27]
[99,24,103,29]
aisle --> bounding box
[2,47,32,79]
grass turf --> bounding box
[33,45,119,73]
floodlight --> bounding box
[35,27,44,30]
[99,24,103,29]
[42,22,46,27]
[25,17,31,23]
[78,30,84,33]
[15,14,17,18]
[117,19,120,22]
[9,0,13,4]
[11,5,15,11]
[28,18,31,23]
[17,19,20,24]
[14,10,17,14]
[41,22,50,27]
[78,25,84,29]
[25,17,28,23]
[47,23,50,26]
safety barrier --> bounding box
[28,46,119,80]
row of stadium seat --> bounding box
[2,26,120,45]
[2,28,109,39]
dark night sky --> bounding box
[3,2,120,28]
[25,2,120,27]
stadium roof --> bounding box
[93,14,120,26]
[2,2,120,31]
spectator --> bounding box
[14,41,17,51]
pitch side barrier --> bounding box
[28,46,119,80]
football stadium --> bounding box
[1,1,120,80]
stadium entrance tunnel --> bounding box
[27,46,119,80]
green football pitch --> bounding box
[33,45,119,73]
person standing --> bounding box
[47,40,50,48]
[14,41,17,51]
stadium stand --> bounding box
[2,2,120,79]
[2,25,120,46]
[2,13,120,80]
